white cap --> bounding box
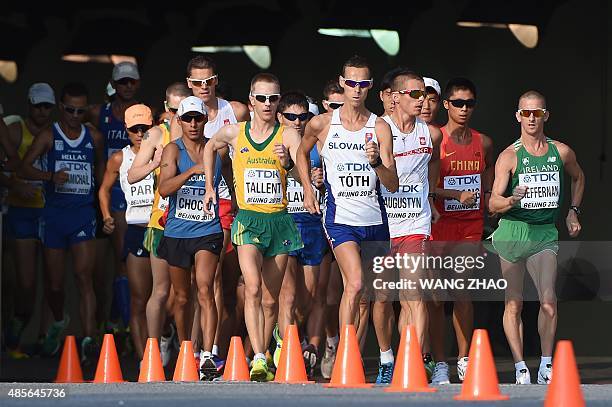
[423,77,441,97]
[28,83,55,105]
[112,61,140,81]
[308,101,319,116]
[178,96,208,116]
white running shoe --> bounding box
[320,343,337,379]
[457,357,469,381]
[431,361,451,385]
[537,364,553,384]
[516,368,532,384]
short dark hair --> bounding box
[444,77,477,100]
[165,82,190,99]
[380,67,408,92]
[323,80,343,99]
[250,73,280,92]
[390,69,424,92]
[278,91,308,114]
[186,55,216,77]
[60,82,88,103]
[342,55,371,77]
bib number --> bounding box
[519,171,560,209]
[443,174,481,211]
[55,160,91,195]
[383,183,424,219]
[244,168,283,205]
[175,186,214,222]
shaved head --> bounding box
[518,90,546,109]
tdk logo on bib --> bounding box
[337,163,371,171]
[524,173,558,183]
[447,175,479,186]
[249,169,278,178]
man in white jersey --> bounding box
[372,69,442,384]
[297,55,398,361]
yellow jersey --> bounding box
[7,120,44,208]
[147,123,172,230]
[232,121,288,213]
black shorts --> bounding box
[123,224,150,260]
[157,233,224,269]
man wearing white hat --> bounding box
[420,77,442,126]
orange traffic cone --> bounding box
[93,334,124,383]
[275,325,314,384]
[138,338,166,382]
[324,324,373,388]
[454,329,508,401]
[55,336,84,383]
[385,325,435,392]
[544,340,585,407]
[223,336,250,381]
[173,340,199,382]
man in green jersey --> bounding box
[489,90,584,385]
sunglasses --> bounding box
[115,78,137,86]
[395,89,426,99]
[343,78,373,88]
[127,124,152,134]
[187,75,217,87]
[325,101,344,110]
[447,98,476,108]
[251,93,281,103]
[518,108,546,118]
[180,113,206,123]
[281,112,309,122]
[33,103,54,110]
[164,101,178,114]
[61,103,87,115]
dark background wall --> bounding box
[1,0,611,356]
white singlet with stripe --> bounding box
[204,98,237,200]
[381,116,432,238]
[119,146,154,225]
[320,108,385,226]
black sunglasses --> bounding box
[61,103,87,115]
[328,102,343,110]
[447,98,476,108]
[127,124,152,134]
[281,112,309,122]
[180,113,206,123]
[115,78,137,86]
[167,108,178,114]
[33,103,54,110]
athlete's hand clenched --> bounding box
[274,143,290,168]
[303,186,321,215]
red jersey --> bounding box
[434,127,485,222]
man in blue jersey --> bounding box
[20,83,106,363]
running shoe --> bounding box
[457,356,469,381]
[516,368,532,384]
[376,361,394,384]
[320,342,337,379]
[423,353,436,381]
[160,324,176,367]
[41,315,70,357]
[5,318,25,350]
[302,344,318,379]
[81,336,99,366]
[250,358,275,382]
[200,356,221,381]
[212,355,225,374]
[431,362,451,385]
[273,324,283,368]
[537,364,553,384]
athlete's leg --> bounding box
[195,250,220,353]
[525,251,557,358]
[501,258,527,362]
[42,248,66,322]
[146,253,170,339]
[262,254,289,349]
[70,240,97,337]
[237,245,266,354]
[333,242,364,328]
[218,248,241,358]
[190,278,201,352]
[212,229,229,353]
[308,253,331,350]
[278,256,297,338]
[326,261,342,338]
[168,265,192,342]
[110,211,128,326]
[12,238,40,327]
[126,253,152,359]
[427,300,445,361]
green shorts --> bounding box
[231,209,303,257]
[143,227,164,258]
[490,218,558,263]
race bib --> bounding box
[286,177,322,214]
[335,163,375,199]
[158,196,169,211]
[126,179,154,207]
[443,174,481,211]
[244,168,283,205]
[383,183,424,219]
[55,160,91,195]
[175,186,214,222]
[519,171,560,209]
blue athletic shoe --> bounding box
[376,361,394,384]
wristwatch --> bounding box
[570,206,581,215]
[371,156,383,168]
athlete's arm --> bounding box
[556,141,584,238]
[19,128,64,183]
[218,146,235,200]
[98,151,122,234]
[489,148,524,214]
[279,126,302,183]
[87,104,102,130]
[169,113,183,141]
[158,143,199,198]
[372,118,399,192]
[428,125,442,223]
[297,114,326,214]
[203,124,237,214]
[0,119,20,172]
[230,101,251,122]
[481,133,495,211]
[89,125,107,188]
[128,126,163,184]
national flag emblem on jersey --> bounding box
[224,119,230,125]
[475,151,481,157]
[240,147,249,153]
[547,156,556,162]
[54,140,64,151]
[105,117,110,124]
[365,133,373,143]
[419,137,426,145]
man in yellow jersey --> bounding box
[4,83,55,357]
[203,73,303,382]
[127,82,190,366]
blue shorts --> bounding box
[6,206,42,240]
[111,183,127,212]
[41,206,97,249]
[323,221,390,257]
[289,221,329,266]
[123,224,150,260]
